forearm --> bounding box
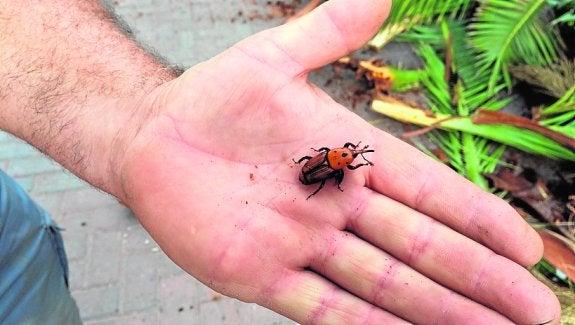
[0,0,176,197]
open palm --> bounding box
[117,0,560,323]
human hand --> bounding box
[116,0,561,323]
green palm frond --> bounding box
[368,0,472,48]
[417,44,452,114]
[417,39,511,117]
[468,0,562,92]
[412,42,511,188]
[547,0,575,25]
[446,21,513,114]
[547,116,575,139]
[540,85,575,139]
[396,24,449,46]
[427,129,505,189]
[542,84,575,116]
[395,20,510,113]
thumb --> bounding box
[235,0,391,75]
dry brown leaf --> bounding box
[538,229,575,282]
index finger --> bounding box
[369,131,544,266]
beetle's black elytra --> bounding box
[293,142,374,199]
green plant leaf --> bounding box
[369,0,472,48]
[542,85,575,116]
[547,0,575,25]
[469,0,562,92]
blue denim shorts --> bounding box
[0,170,81,324]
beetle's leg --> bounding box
[359,153,374,166]
[343,141,361,149]
[347,162,373,170]
[293,156,312,164]
[343,142,359,149]
[335,170,345,192]
[306,179,326,200]
[310,147,330,153]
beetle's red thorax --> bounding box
[327,148,354,170]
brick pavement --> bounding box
[0,0,305,324]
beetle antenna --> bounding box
[360,152,374,165]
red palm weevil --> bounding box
[293,142,374,199]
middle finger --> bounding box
[308,226,509,323]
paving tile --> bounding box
[59,187,118,212]
[158,274,203,324]
[10,175,35,193]
[68,259,86,291]
[156,251,184,278]
[6,155,64,176]
[197,299,236,324]
[63,203,136,232]
[32,192,66,217]
[84,312,158,325]
[61,227,90,261]
[122,224,158,254]
[121,252,159,313]
[33,171,89,194]
[0,141,40,160]
[84,231,122,287]
[0,131,15,143]
[73,285,120,320]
